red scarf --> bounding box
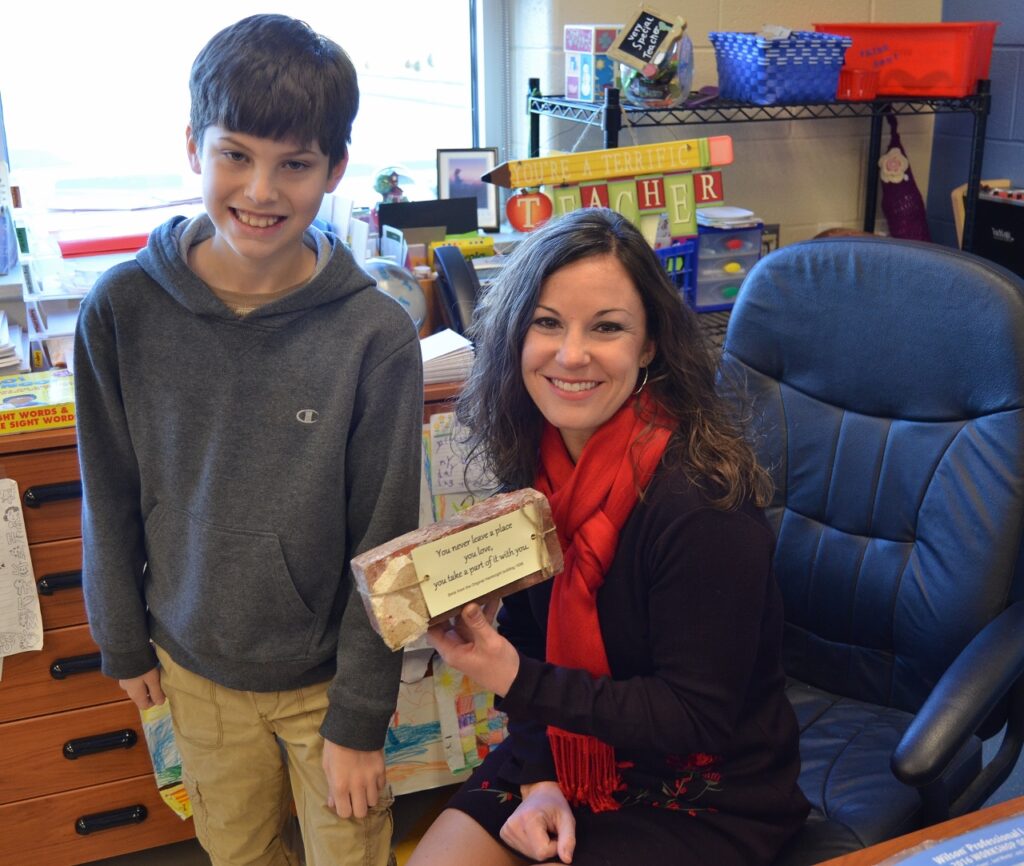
[533,394,672,812]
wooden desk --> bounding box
[424,380,462,405]
[818,797,1024,865]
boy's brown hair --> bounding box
[189,14,358,169]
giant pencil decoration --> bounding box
[484,135,732,189]
[488,136,733,235]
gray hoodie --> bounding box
[74,214,423,748]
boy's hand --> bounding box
[322,742,386,819]
[119,667,166,709]
[426,602,519,697]
[500,781,576,864]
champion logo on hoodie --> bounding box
[296,409,319,424]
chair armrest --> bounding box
[892,601,1024,787]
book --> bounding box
[427,236,495,267]
[888,810,1024,864]
[0,369,75,436]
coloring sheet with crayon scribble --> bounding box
[140,702,192,819]
[428,412,498,520]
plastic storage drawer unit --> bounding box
[693,224,763,311]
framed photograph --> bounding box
[437,147,500,232]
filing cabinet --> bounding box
[0,428,195,865]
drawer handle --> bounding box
[23,480,83,508]
[37,569,83,595]
[75,805,148,835]
[63,728,138,760]
[50,652,102,679]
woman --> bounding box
[408,208,808,866]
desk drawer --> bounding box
[0,624,122,723]
[0,446,81,543]
[0,773,195,866]
[0,699,152,804]
[33,537,85,630]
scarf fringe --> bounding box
[549,727,622,813]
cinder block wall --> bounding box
[507,0,941,245]
[927,1,1024,248]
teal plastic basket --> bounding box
[708,31,852,105]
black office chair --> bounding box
[717,237,1024,864]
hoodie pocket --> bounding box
[145,504,318,663]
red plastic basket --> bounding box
[812,21,999,97]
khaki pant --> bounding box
[155,645,393,866]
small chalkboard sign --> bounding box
[607,6,686,76]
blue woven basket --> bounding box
[708,31,852,105]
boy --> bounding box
[74,15,423,866]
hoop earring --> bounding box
[633,366,649,395]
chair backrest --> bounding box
[720,237,1024,716]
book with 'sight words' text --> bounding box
[0,369,75,436]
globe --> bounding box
[364,258,428,331]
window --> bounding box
[1,2,474,213]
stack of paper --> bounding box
[698,206,762,229]
[471,253,508,291]
[30,251,134,295]
[0,313,27,373]
[420,328,474,385]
